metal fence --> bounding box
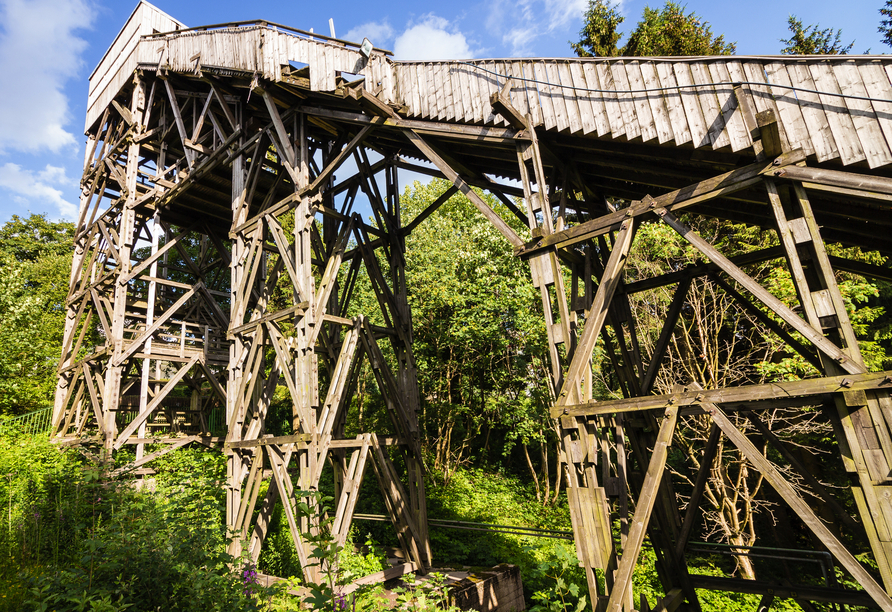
[0,407,52,437]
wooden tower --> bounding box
[55,2,892,608]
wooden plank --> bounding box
[653,61,691,145]
[689,61,730,149]
[481,61,503,125]
[595,61,624,137]
[606,408,678,612]
[610,61,640,140]
[710,403,892,612]
[582,62,611,137]
[568,62,597,135]
[783,62,839,162]
[547,61,571,132]
[468,63,488,124]
[408,64,422,121]
[708,61,752,152]
[808,62,866,165]
[761,61,809,154]
[832,61,892,168]
[558,62,584,134]
[625,60,658,143]
[443,63,457,122]
[507,62,530,120]
[672,62,709,147]
[532,61,557,131]
[554,369,892,418]
[431,63,445,121]
[417,63,431,120]
[859,62,892,157]
[639,62,674,144]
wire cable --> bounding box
[458,61,892,105]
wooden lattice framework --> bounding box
[53,2,892,608]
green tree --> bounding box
[571,1,735,57]
[780,15,854,55]
[0,214,74,415]
[623,2,736,56]
[880,0,892,48]
[570,0,624,57]
[399,181,552,484]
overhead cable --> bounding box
[459,61,892,105]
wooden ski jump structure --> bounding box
[53,2,892,609]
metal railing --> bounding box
[0,407,52,438]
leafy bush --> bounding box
[1,434,270,612]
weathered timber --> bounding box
[554,369,892,417]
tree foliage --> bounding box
[572,0,735,57]
[0,214,74,415]
[780,15,854,55]
[881,0,892,48]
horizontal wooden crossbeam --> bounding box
[552,369,892,417]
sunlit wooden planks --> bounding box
[386,56,892,170]
[90,8,892,172]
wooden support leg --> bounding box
[767,178,892,590]
[607,407,678,612]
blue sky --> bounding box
[0,0,887,225]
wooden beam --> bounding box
[229,302,309,338]
[774,164,892,198]
[515,150,806,258]
[709,402,892,612]
[111,435,196,477]
[607,408,679,612]
[490,90,527,130]
[558,218,635,406]
[689,575,876,608]
[658,210,863,375]
[554,369,892,418]
[114,355,201,448]
[401,128,524,248]
[640,275,690,395]
[756,109,783,158]
[709,274,822,371]
[746,412,864,535]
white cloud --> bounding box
[394,14,475,60]
[488,0,588,56]
[0,163,78,219]
[342,21,395,47]
[0,0,92,154]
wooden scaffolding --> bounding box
[54,2,892,608]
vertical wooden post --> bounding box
[766,177,892,590]
[102,76,146,459]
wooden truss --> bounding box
[60,37,892,608]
